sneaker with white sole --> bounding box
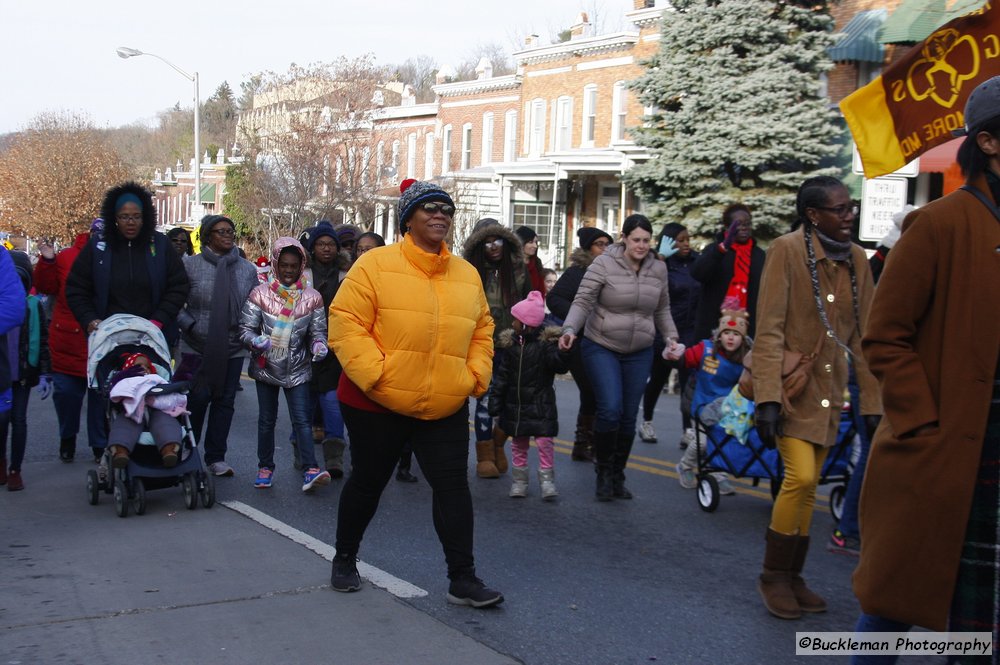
[714,474,736,495]
[302,468,331,492]
[331,554,362,592]
[676,463,697,489]
[208,461,235,477]
[254,468,273,488]
[680,427,696,450]
[447,574,504,608]
[638,421,657,443]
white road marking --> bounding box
[222,500,428,598]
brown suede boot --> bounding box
[492,426,508,475]
[475,441,499,478]
[790,535,827,613]
[758,528,802,620]
[571,414,595,462]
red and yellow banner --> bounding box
[841,1,1000,178]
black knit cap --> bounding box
[514,225,537,244]
[577,226,613,250]
[396,179,455,234]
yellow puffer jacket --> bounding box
[329,233,494,420]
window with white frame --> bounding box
[424,133,435,179]
[406,133,417,178]
[555,96,573,151]
[582,85,597,146]
[376,140,385,182]
[611,81,627,142]
[441,125,452,173]
[529,99,546,156]
[503,110,517,161]
[481,112,494,165]
[361,146,371,185]
[512,202,554,248]
[461,123,473,170]
[391,140,400,172]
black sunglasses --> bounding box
[420,202,455,217]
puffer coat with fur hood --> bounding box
[461,221,530,340]
[488,326,568,437]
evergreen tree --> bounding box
[625,0,842,240]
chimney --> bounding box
[401,84,416,107]
[436,64,457,84]
[634,0,654,8]
[475,57,493,80]
[525,33,540,47]
[570,12,591,40]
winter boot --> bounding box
[492,426,508,475]
[475,441,499,478]
[59,436,76,463]
[0,461,6,485]
[571,413,595,462]
[593,429,617,501]
[323,438,347,478]
[509,466,529,498]
[758,528,802,619]
[790,535,827,613]
[612,431,635,499]
[538,468,558,501]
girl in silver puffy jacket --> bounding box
[238,237,331,492]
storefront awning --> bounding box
[879,0,987,44]
[199,183,217,204]
[829,10,887,63]
[918,136,962,172]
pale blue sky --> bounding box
[0,0,635,133]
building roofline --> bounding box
[513,31,640,64]
[432,74,521,97]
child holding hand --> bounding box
[489,291,569,500]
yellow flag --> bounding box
[841,1,1000,178]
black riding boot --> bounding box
[612,430,635,499]
[59,436,76,463]
[593,429,617,501]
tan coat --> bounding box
[752,227,881,446]
[853,178,1000,631]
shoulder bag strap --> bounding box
[960,185,1000,225]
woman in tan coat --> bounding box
[753,176,881,620]
[853,76,1000,638]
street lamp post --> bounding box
[116,47,201,224]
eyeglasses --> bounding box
[313,240,338,249]
[591,239,610,248]
[116,214,142,223]
[813,204,859,219]
[420,202,455,217]
[211,228,236,238]
[484,238,504,249]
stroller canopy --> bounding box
[87,314,172,388]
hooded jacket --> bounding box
[305,250,349,394]
[461,222,530,339]
[65,183,189,346]
[33,233,89,376]
[0,248,27,392]
[488,326,568,437]
[665,250,701,347]
[546,247,596,322]
[8,255,51,388]
[238,239,327,389]
[562,243,678,354]
[329,233,494,421]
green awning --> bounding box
[829,9,887,63]
[879,0,987,44]
[199,183,217,204]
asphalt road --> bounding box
[3,374,942,664]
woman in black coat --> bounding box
[546,226,613,461]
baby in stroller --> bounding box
[106,351,186,469]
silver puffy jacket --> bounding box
[238,283,327,388]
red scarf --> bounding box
[725,241,752,309]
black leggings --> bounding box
[567,344,596,417]
[336,402,475,577]
[642,358,692,430]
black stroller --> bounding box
[84,314,214,517]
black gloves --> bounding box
[755,401,782,449]
[721,218,742,250]
[864,415,881,441]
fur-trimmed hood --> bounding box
[461,222,525,266]
[495,325,563,349]
[98,182,157,247]
[568,246,598,270]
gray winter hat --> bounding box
[396,179,455,234]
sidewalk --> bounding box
[2,459,519,665]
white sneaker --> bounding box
[680,427,696,450]
[676,463,697,489]
[639,421,657,443]
[208,461,235,477]
[714,473,736,495]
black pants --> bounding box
[336,401,475,577]
[567,344,596,417]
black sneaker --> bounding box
[447,575,504,608]
[330,554,362,592]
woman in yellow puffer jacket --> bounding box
[327,179,503,608]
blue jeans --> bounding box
[581,337,653,435]
[474,349,505,441]
[187,356,245,465]
[51,372,107,451]
[256,381,317,470]
[318,389,345,439]
[840,363,871,538]
[0,383,30,470]
[851,613,912,665]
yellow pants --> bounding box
[770,436,829,536]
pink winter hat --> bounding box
[511,290,545,327]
